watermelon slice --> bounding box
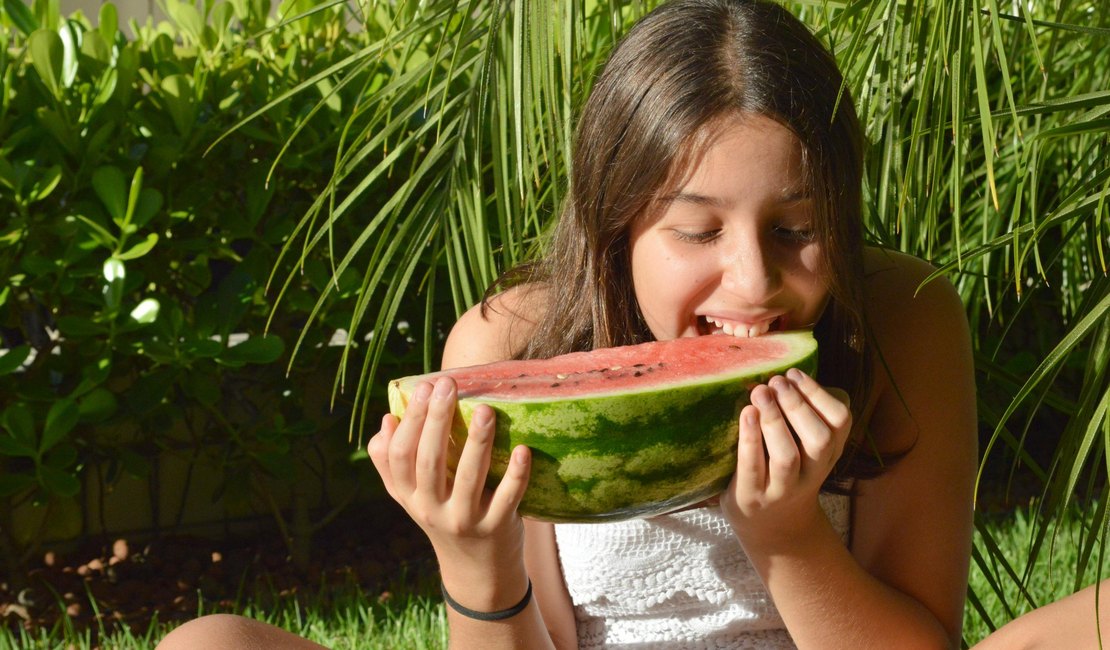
[387,330,817,522]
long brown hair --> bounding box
[487,0,878,484]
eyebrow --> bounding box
[660,192,732,209]
[659,189,812,207]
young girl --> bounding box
[161,0,981,647]
[369,0,979,648]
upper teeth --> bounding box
[708,317,774,338]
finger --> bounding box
[415,377,457,498]
[452,404,497,519]
[751,383,800,496]
[486,444,532,521]
[786,369,853,455]
[368,414,400,499]
[388,381,434,495]
[769,375,834,467]
[786,369,851,422]
[734,404,766,494]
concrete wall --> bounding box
[61,0,165,24]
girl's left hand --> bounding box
[719,368,852,549]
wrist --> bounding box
[438,560,530,613]
[442,578,532,621]
[731,503,831,558]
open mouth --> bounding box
[697,315,783,338]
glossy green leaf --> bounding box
[181,338,223,359]
[34,107,79,155]
[55,315,108,338]
[121,166,143,230]
[79,30,110,64]
[166,0,204,43]
[92,166,127,223]
[28,28,64,98]
[72,356,112,396]
[97,2,117,45]
[38,464,80,497]
[27,164,61,203]
[117,233,159,261]
[78,388,117,423]
[3,0,38,36]
[102,257,125,281]
[72,213,117,250]
[0,473,36,496]
[41,398,78,454]
[0,345,31,376]
[220,335,285,365]
[1,404,35,451]
[58,19,78,87]
[131,188,163,228]
[128,297,160,323]
[160,74,197,135]
[33,0,59,32]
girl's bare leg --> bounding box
[973,580,1110,650]
[155,614,328,650]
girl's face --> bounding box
[629,114,830,341]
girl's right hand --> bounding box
[367,376,533,605]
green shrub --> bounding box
[0,0,431,578]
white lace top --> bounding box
[553,493,852,650]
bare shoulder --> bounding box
[863,246,966,339]
[861,246,973,447]
[442,285,548,369]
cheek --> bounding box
[788,245,830,302]
[631,240,712,314]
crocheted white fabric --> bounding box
[554,492,851,650]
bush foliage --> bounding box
[0,0,432,576]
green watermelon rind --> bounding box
[387,331,818,523]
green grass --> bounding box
[0,575,448,650]
[2,504,1102,649]
[965,503,1107,646]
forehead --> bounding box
[671,114,806,197]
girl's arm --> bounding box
[368,289,577,649]
[721,250,977,650]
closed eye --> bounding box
[773,225,815,244]
[671,229,721,244]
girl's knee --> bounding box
[156,613,327,650]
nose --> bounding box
[719,234,781,303]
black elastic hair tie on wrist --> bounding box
[441,579,533,621]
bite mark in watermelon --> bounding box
[387,330,817,522]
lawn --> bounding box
[2,502,1102,649]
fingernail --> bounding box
[743,410,757,427]
[512,445,529,465]
[472,405,492,426]
[752,387,771,406]
[433,377,453,399]
[787,368,805,382]
[413,382,433,403]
